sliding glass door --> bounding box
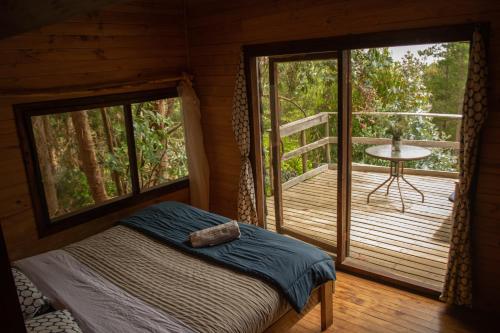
[257,53,344,255]
[247,24,474,294]
[344,43,469,291]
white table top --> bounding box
[365,144,431,162]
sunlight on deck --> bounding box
[266,169,454,291]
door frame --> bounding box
[244,23,480,297]
[267,52,341,254]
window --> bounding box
[15,89,189,236]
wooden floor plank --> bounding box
[265,170,455,290]
[286,272,498,333]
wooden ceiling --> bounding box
[0,0,128,39]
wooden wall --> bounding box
[0,0,190,260]
[186,0,500,312]
[1,0,499,314]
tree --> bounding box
[71,111,109,203]
[32,117,59,216]
[155,99,175,184]
[420,42,469,138]
[100,107,124,196]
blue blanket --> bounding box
[120,201,336,312]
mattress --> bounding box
[16,225,289,333]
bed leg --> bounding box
[320,280,334,331]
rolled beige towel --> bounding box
[189,221,241,248]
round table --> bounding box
[365,144,431,213]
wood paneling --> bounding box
[0,0,498,318]
[0,0,125,39]
[0,0,190,260]
[187,0,500,313]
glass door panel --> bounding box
[345,43,469,290]
[260,53,339,254]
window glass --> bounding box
[31,106,130,219]
[132,98,188,191]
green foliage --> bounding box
[386,116,407,140]
[259,58,338,195]
[420,43,470,138]
[132,100,187,188]
[56,168,93,212]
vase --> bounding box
[392,138,402,152]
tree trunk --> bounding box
[100,108,124,196]
[32,117,59,216]
[153,99,176,185]
[71,111,108,203]
[64,115,80,169]
[42,116,58,174]
[158,100,170,179]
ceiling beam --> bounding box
[0,0,127,40]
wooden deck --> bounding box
[266,169,455,291]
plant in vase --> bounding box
[387,116,406,152]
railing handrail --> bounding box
[271,111,463,138]
[350,111,462,119]
[266,111,461,195]
[273,111,461,161]
[282,137,460,162]
[278,112,329,137]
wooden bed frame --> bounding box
[264,280,335,332]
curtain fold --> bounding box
[177,79,210,211]
[441,29,488,306]
[232,53,258,225]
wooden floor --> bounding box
[266,169,455,291]
[290,271,498,333]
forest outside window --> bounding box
[132,98,188,191]
[32,106,130,219]
[16,89,189,235]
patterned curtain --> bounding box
[232,52,258,225]
[441,29,488,306]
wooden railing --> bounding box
[268,111,461,192]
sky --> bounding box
[389,43,440,64]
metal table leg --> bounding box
[392,161,406,213]
[400,163,425,203]
[367,162,395,204]
[367,161,425,213]
[367,174,393,204]
[396,171,405,213]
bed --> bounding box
[15,202,336,333]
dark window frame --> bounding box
[14,88,189,237]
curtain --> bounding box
[441,29,488,306]
[232,53,258,225]
[177,79,210,211]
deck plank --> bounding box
[265,169,454,291]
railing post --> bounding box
[300,130,307,173]
[455,118,462,142]
[268,131,274,195]
[325,115,331,165]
